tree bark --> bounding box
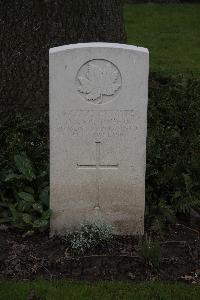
[68,0,127,43]
[0,0,127,117]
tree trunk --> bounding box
[68,0,127,43]
[0,0,127,117]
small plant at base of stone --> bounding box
[138,235,160,269]
[64,222,113,255]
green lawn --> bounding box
[0,281,200,300]
[124,4,200,75]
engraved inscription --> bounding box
[77,142,119,209]
[76,59,122,104]
[59,110,137,139]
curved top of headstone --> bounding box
[49,42,149,108]
[49,42,149,54]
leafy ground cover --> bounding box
[124,4,200,74]
[1,76,199,234]
[0,280,200,300]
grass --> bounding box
[0,281,200,300]
[124,4,200,75]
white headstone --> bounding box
[50,43,149,235]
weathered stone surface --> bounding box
[50,43,149,235]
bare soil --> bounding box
[0,224,199,283]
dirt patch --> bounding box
[0,224,199,282]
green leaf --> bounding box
[41,209,51,220]
[18,192,34,202]
[173,191,182,199]
[37,180,49,190]
[183,173,192,191]
[33,219,48,229]
[14,153,36,181]
[32,203,43,214]
[39,187,49,208]
[22,213,33,224]
[9,204,19,221]
[38,170,48,179]
[23,186,35,194]
[4,173,23,182]
[18,200,33,212]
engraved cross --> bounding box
[77,142,119,209]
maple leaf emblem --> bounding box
[78,62,121,104]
